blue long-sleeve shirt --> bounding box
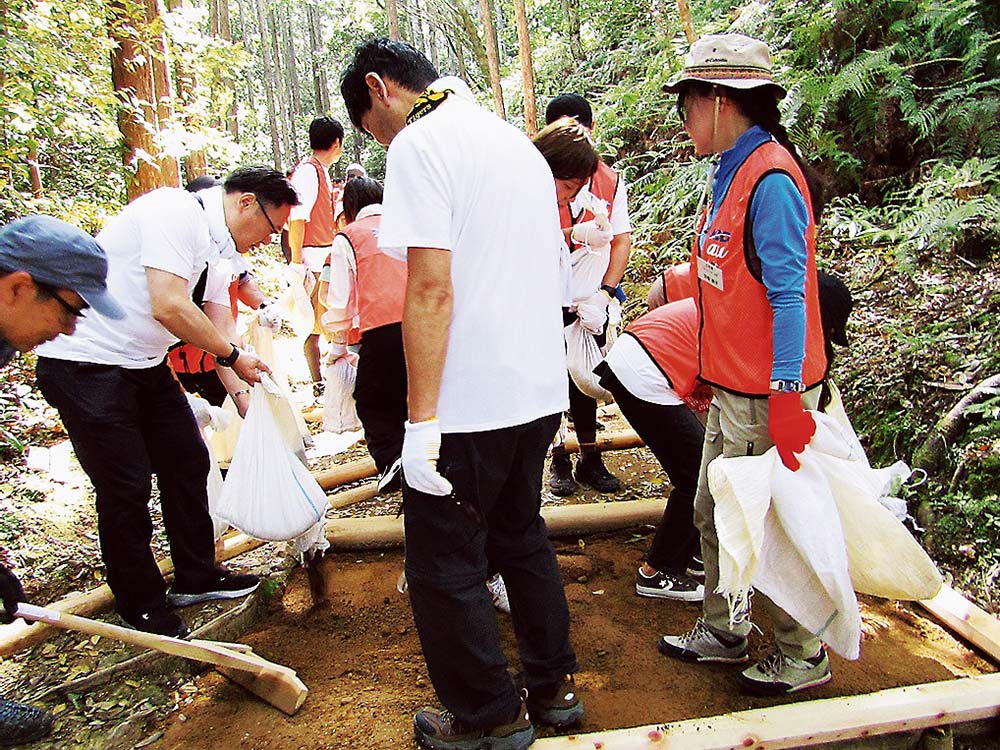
[701,125,810,382]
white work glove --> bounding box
[286,262,315,295]
[257,304,282,333]
[575,289,612,334]
[401,419,453,496]
[570,216,613,249]
[186,393,214,429]
[325,343,356,366]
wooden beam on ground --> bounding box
[324,498,665,550]
[313,456,377,490]
[920,584,1000,663]
[532,673,1000,749]
[328,481,379,510]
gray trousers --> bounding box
[694,388,823,661]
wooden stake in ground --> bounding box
[15,603,308,716]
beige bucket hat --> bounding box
[663,33,786,98]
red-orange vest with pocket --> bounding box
[340,213,407,334]
[624,298,699,397]
[662,262,694,303]
[692,140,826,397]
[294,157,335,248]
[167,278,239,374]
[559,161,620,252]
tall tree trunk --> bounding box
[27,145,43,198]
[560,0,583,60]
[307,5,329,112]
[477,0,505,117]
[166,0,208,182]
[269,8,294,164]
[108,0,165,199]
[254,0,282,168]
[280,11,301,117]
[511,0,537,136]
[386,0,400,40]
[675,0,695,43]
[144,0,181,187]
[210,0,239,140]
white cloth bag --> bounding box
[216,374,327,540]
[564,298,619,402]
[185,393,231,540]
[323,354,362,434]
[708,410,942,661]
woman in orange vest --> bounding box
[655,34,835,697]
[318,177,408,491]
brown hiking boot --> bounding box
[413,701,535,750]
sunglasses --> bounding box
[35,280,88,318]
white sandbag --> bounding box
[205,439,229,540]
[246,320,312,446]
[274,268,314,338]
[709,410,943,661]
[216,374,327,540]
[206,397,242,467]
[185,393,231,540]
[323,354,362,434]
[565,320,612,401]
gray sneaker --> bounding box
[658,618,749,663]
[737,647,831,695]
[635,567,704,601]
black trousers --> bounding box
[403,413,577,728]
[36,358,219,617]
[176,370,228,407]
[598,366,704,573]
[354,323,407,474]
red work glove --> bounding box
[768,391,816,472]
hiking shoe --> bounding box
[122,605,191,639]
[685,556,705,579]
[574,454,621,493]
[658,619,749,663]
[636,567,704,601]
[548,453,577,496]
[168,570,260,607]
[413,702,535,750]
[737,647,831,695]
[527,675,584,729]
[0,697,53,746]
[487,573,511,614]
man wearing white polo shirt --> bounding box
[36,167,298,638]
[342,38,582,750]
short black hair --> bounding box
[185,175,222,192]
[545,94,594,128]
[309,116,345,151]
[342,177,384,223]
[224,166,300,208]
[340,38,439,131]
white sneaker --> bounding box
[487,573,511,614]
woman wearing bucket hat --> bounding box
[656,34,835,696]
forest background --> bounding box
[1,0,999,605]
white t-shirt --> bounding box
[378,83,569,433]
[289,157,333,272]
[38,186,235,368]
[603,334,683,406]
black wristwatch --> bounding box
[600,284,617,298]
[216,345,240,368]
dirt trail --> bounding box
[157,533,994,750]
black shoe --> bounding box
[527,675,584,729]
[0,697,53,746]
[413,702,534,750]
[377,457,402,494]
[685,555,705,579]
[168,569,260,608]
[122,605,191,638]
[574,454,621,493]
[548,453,577,496]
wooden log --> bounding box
[328,482,380,510]
[313,457,377,490]
[559,430,643,454]
[920,585,1000,663]
[324,498,665,550]
[531,673,1000,749]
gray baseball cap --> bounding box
[0,215,124,320]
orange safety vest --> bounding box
[662,262,694,303]
[692,140,826,397]
[624,298,699,397]
[339,213,407,334]
[559,161,620,252]
[293,157,336,248]
[167,277,239,374]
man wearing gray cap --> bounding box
[34,167,298,639]
[0,214,125,747]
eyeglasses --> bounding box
[35,280,88,318]
[256,199,280,243]
[676,95,693,124]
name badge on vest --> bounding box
[698,258,724,291]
